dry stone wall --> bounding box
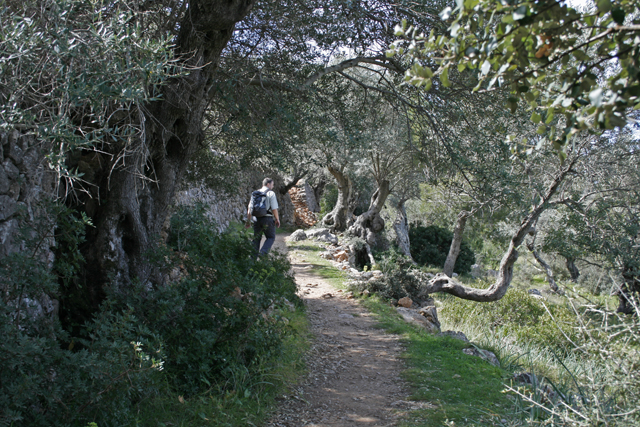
[175,171,295,232]
[0,131,56,258]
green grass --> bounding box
[136,308,311,427]
[287,240,347,289]
[286,238,513,426]
[361,297,512,426]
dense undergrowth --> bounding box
[0,204,306,427]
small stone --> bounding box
[344,291,354,299]
[321,293,333,299]
[462,347,500,366]
[397,297,413,308]
[513,372,537,384]
[334,250,349,262]
[3,160,19,180]
[438,330,469,342]
[0,165,9,193]
[0,195,17,221]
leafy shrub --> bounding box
[0,204,299,425]
[0,245,163,427]
[409,224,476,274]
[123,204,300,396]
[350,248,424,302]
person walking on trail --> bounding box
[246,178,280,257]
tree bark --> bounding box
[312,176,327,212]
[527,243,559,293]
[443,211,470,277]
[348,179,390,245]
[418,154,578,302]
[80,1,257,299]
[322,165,354,232]
[392,199,413,260]
[617,267,639,315]
[565,257,580,282]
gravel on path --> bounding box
[266,234,411,427]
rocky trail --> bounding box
[266,234,417,427]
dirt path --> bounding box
[267,235,410,426]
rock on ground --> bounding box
[287,229,308,242]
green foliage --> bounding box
[440,288,578,353]
[409,224,476,274]
[319,183,339,217]
[113,204,301,396]
[391,0,640,154]
[352,250,424,301]
[53,205,93,286]
[0,204,300,425]
[0,245,163,427]
[0,0,181,184]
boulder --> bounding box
[288,229,308,242]
[528,288,542,296]
[306,228,330,237]
[306,227,339,244]
[470,264,483,278]
[462,347,500,366]
[418,306,441,329]
[396,307,440,333]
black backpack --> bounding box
[251,190,270,217]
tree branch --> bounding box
[419,150,581,301]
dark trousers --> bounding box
[252,216,276,257]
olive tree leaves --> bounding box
[388,0,640,158]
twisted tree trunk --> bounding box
[443,211,470,277]
[419,155,578,302]
[322,165,354,232]
[348,180,390,246]
[565,257,580,282]
[527,243,559,293]
[80,1,256,302]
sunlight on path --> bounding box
[266,234,410,426]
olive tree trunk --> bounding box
[527,244,560,293]
[392,198,412,259]
[418,155,578,302]
[322,165,354,232]
[348,179,390,246]
[81,1,256,301]
[566,257,580,282]
[442,211,470,277]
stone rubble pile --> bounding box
[288,185,318,228]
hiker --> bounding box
[246,177,280,257]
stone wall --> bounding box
[0,131,56,258]
[174,170,295,232]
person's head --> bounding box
[263,177,274,189]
